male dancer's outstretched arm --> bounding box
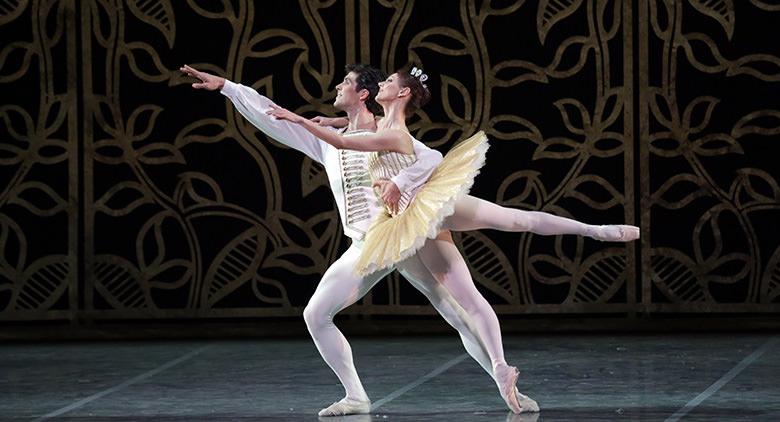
[180,65,441,199]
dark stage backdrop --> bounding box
[1,0,779,325]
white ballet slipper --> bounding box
[317,398,371,417]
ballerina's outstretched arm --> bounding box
[311,116,349,128]
[266,104,413,154]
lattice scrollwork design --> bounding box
[1,1,779,321]
[447,0,633,308]
[0,0,77,319]
[80,0,363,317]
[640,0,780,310]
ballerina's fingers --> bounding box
[266,104,301,122]
[265,105,283,119]
[383,191,399,214]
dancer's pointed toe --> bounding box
[514,388,540,413]
[621,225,640,241]
[494,363,521,413]
[591,224,640,242]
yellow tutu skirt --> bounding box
[354,131,489,275]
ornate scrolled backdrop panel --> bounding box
[639,0,780,312]
[0,0,78,320]
[0,0,778,322]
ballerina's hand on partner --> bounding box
[266,104,306,124]
[373,179,401,214]
[311,116,349,128]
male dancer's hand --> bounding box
[373,179,401,213]
[180,64,225,91]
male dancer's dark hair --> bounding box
[344,63,386,116]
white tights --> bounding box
[304,242,498,402]
[306,195,629,402]
[415,231,507,371]
[444,195,602,236]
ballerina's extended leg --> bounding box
[443,195,639,241]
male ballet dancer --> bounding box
[181,63,540,416]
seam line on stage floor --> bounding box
[664,336,778,422]
[31,344,212,421]
[371,353,469,411]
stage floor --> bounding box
[1,334,778,421]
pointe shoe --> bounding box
[494,363,521,413]
[591,225,640,242]
[514,387,540,413]
[317,398,371,417]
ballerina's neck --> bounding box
[376,116,408,132]
[378,102,408,128]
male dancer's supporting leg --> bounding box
[414,231,539,414]
[304,245,391,416]
[443,195,639,241]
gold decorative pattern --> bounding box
[640,0,780,311]
[0,0,78,320]
[1,1,778,322]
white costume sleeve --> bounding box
[221,79,440,196]
[220,80,329,164]
[391,139,443,192]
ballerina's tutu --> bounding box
[354,130,489,275]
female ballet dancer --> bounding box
[267,66,639,412]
